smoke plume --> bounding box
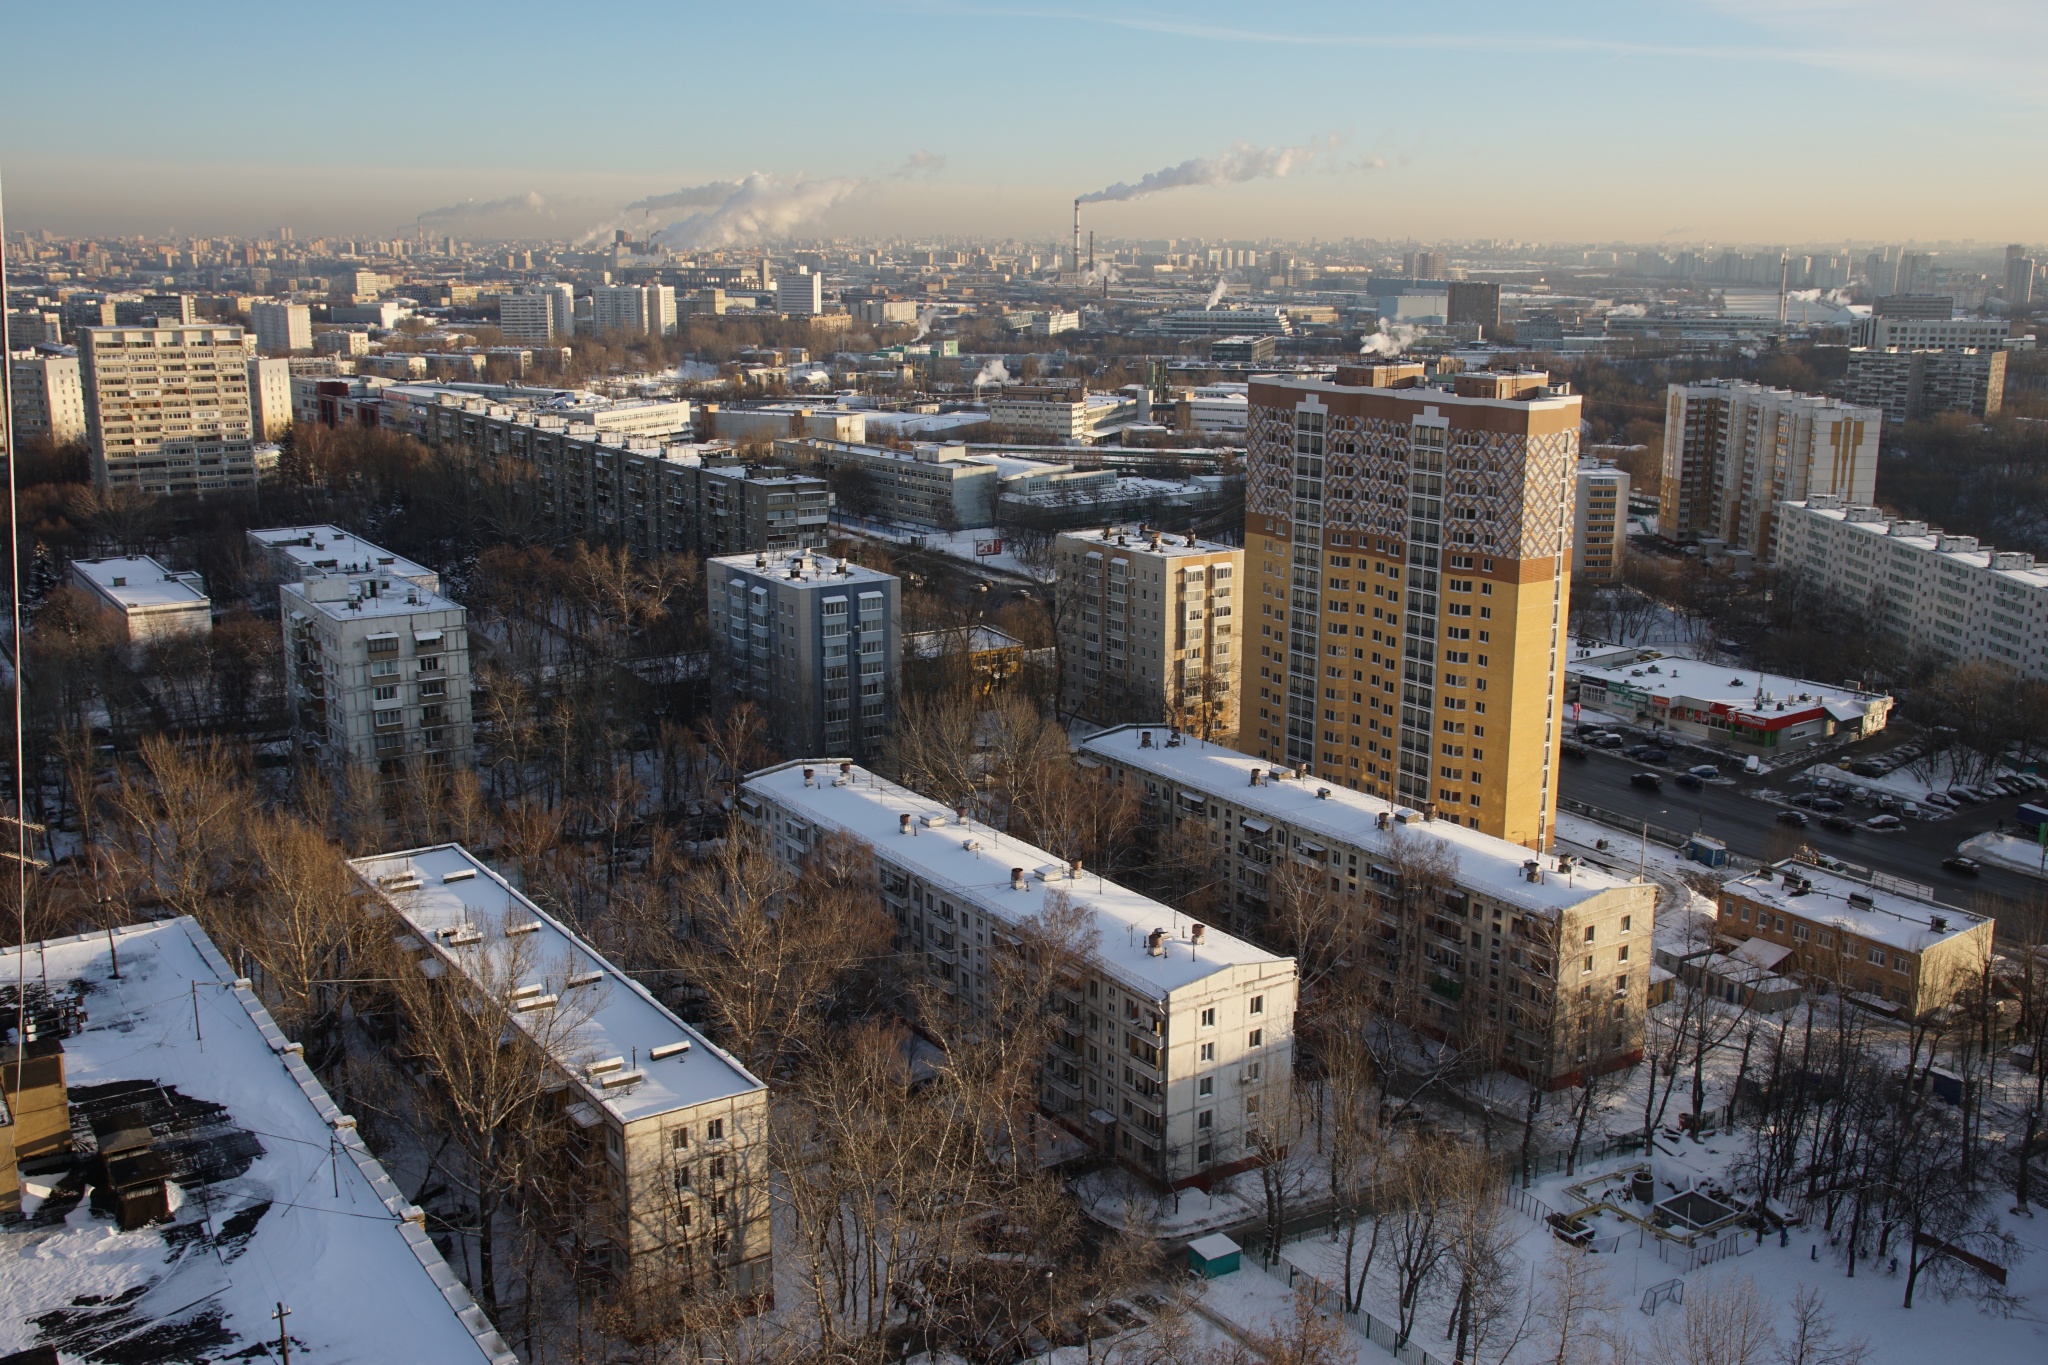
[1205,278,1229,310]
[1606,303,1648,318]
[973,358,1012,390]
[913,307,938,341]
[893,150,947,179]
[1078,138,1332,204]
[606,173,863,249]
[416,191,548,223]
[1359,320,1418,358]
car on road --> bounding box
[1942,855,1982,877]
[1811,797,1846,813]
[1561,741,1587,759]
[1791,792,1818,807]
[1819,815,1857,835]
[1629,772,1664,790]
[1624,745,1669,763]
[1776,810,1810,827]
[1675,772,1703,789]
[1865,814,1904,831]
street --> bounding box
[1559,746,2044,921]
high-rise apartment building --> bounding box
[1243,364,1580,849]
[1659,381,1878,559]
[1054,526,1241,738]
[249,300,313,354]
[708,550,899,762]
[1864,246,1899,295]
[1872,292,1950,321]
[592,284,677,337]
[1403,250,1447,280]
[1445,280,1501,337]
[80,324,258,495]
[2007,244,2036,307]
[353,844,773,1307]
[743,758,1297,1186]
[1843,346,2006,424]
[1081,727,1654,1087]
[247,356,294,440]
[498,284,575,343]
[774,269,823,318]
[1851,313,2012,351]
[7,351,87,448]
[257,527,472,776]
[1572,459,1629,582]
[7,309,63,346]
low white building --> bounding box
[354,844,773,1305]
[1182,384,1249,436]
[743,759,1298,1187]
[67,555,211,643]
[1566,644,1892,750]
[1778,496,2048,677]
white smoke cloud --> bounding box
[973,358,1012,390]
[1607,303,1648,318]
[624,182,740,216]
[674,360,719,382]
[913,307,937,341]
[1077,137,1335,204]
[415,191,548,224]
[1205,278,1229,310]
[1360,320,1418,357]
[596,173,863,250]
[893,150,947,179]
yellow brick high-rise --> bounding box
[1241,365,1580,849]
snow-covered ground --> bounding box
[1960,830,2048,880]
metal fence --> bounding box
[1261,1257,1454,1365]
[1558,797,1692,849]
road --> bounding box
[1559,746,2044,920]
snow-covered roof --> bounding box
[1566,650,1889,720]
[1056,526,1240,560]
[1788,500,2048,590]
[0,919,515,1364]
[249,525,435,589]
[69,556,207,609]
[709,549,896,588]
[1079,727,1644,918]
[1725,860,1990,954]
[351,845,765,1125]
[742,761,1291,1000]
[282,575,465,622]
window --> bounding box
[1198,1109,1214,1130]
[1199,1042,1215,1062]
[1617,945,1630,963]
[1248,1029,1263,1048]
[672,1165,691,1192]
[373,684,398,702]
[709,1155,726,1180]
[1584,926,1596,943]
[706,1118,724,1140]
[1198,1076,1214,1097]
[1868,946,1885,964]
[1245,1094,1261,1116]
[1197,1142,1214,1163]
[671,1127,690,1150]
[1250,995,1264,1015]
[1583,955,1594,974]
[1620,915,1632,933]
[1200,1007,1216,1027]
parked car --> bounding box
[1591,732,1625,748]
[1811,797,1846,813]
[1792,792,1818,808]
[1847,785,1873,804]
[1926,791,1956,808]
[1900,801,1921,818]
[1865,814,1904,831]
[1676,772,1703,789]
[1820,815,1858,835]
[1562,741,1588,760]
[1630,772,1664,790]
[1876,794,1899,812]
[1949,787,1982,803]
[1688,764,1719,780]
[1777,810,1810,827]
[1942,856,1982,877]
[1849,759,1889,778]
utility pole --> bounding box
[271,1302,292,1363]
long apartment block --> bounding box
[1055,525,1242,738]
[1244,364,1580,848]
[354,845,772,1306]
[1080,726,1656,1088]
[742,760,1298,1188]
[256,526,472,774]
[1777,496,2048,677]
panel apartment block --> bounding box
[743,760,1298,1187]
[354,845,772,1305]
[1081,727,1655,1087]
[80,324,258,495]
[1055,525,1242,739]
[1244,365,1579,849]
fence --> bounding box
[1514,1133,1647,1184]
[1558,797,1692,849]
[1261,1256,1454,1365]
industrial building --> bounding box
[1244,363,1581,849]
[354,845,773,1305]
[742,759,1298,1186]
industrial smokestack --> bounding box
[1072,199,1081,275]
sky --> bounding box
[2,0,2044,246]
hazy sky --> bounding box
[4,0,2044,246]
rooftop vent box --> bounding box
[650,1040,691,1061]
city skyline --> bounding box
[4,1,2046,243]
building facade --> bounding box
[1572,460,1628,582]
[1842,346,2006,423]
[7,351,86,448]
[1777,496,2048,677]
[354,845,773,1305]
[67,555,211,644]
[1659,380,1879,558]
[776,438,999,529]
[1080,727,1655,1088]
[247,356,294,440]
[1055,526,1241,738]
[1716,858,1993,1017]
[1850,314,2011,350]
[708,551,899,762]
[775,270,823,318]
[80,324,258,495]
[1244,364,1580,849]
[270,541,473,776]
[249,300,312,354]
[743,759,1298,1187]
[592,284,678,337]
[499,284,575,343]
